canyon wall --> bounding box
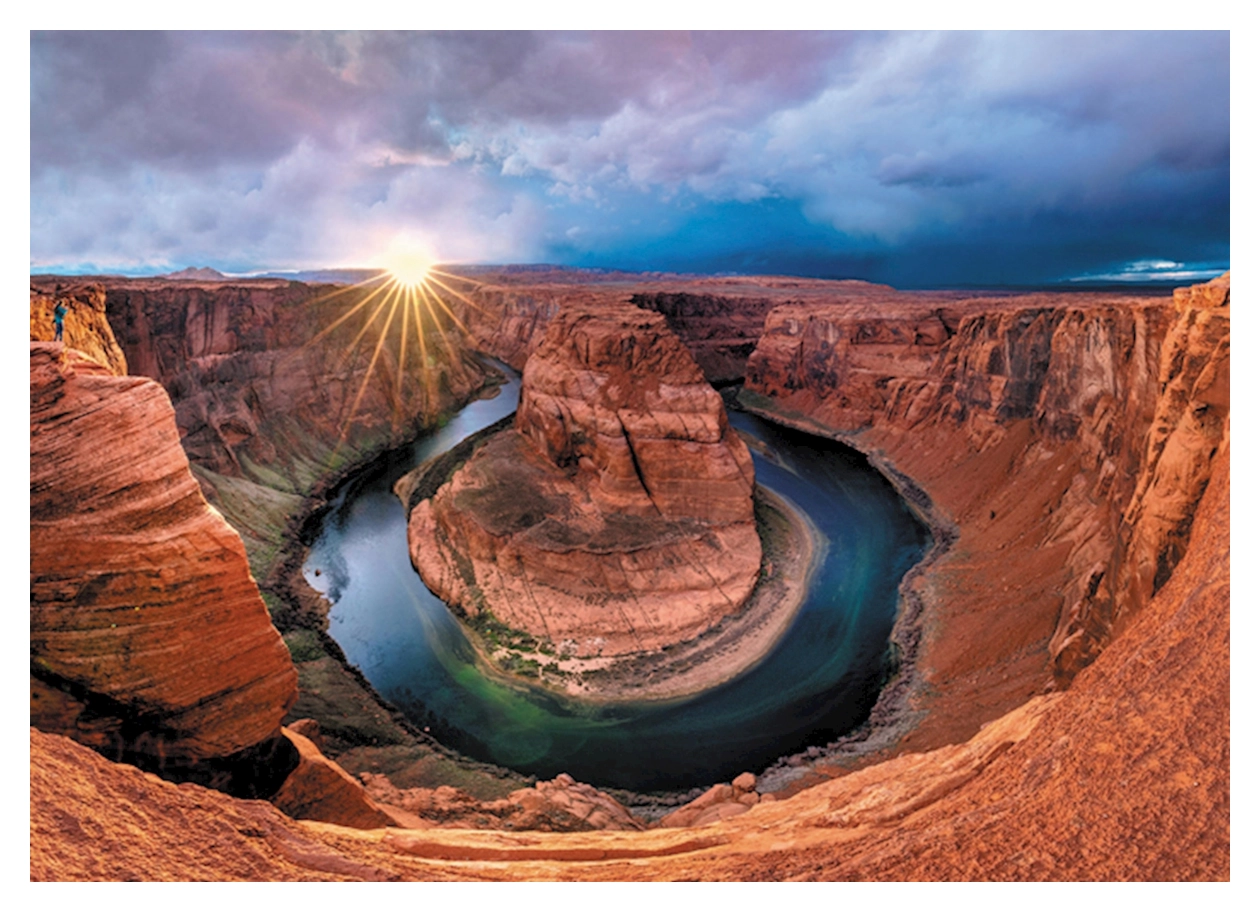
[743,275,1229,749]
[29,272,1229,879]
[30,341,298,790]
[458,270,903,384]
[408,302,761,657]
[29,276,496,579]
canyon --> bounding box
[29,269,1229,880]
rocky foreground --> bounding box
[407,301,761,658]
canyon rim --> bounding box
[29,29,1230,883]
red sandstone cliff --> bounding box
[30,342,297,776]
[408,302,761,658]
[87,276,491,480]
[457,269,905,384]
[743,275,1229,750]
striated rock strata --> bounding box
[29,280,127,374]
[743,274,1229,757]
[457,268,907,385]
[408,301,760,657]
[30,342,297,786]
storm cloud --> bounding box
[30,30,1229,285]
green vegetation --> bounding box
[282,629,326,663]
[465,610,574,683]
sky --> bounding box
[29,30,1230,287]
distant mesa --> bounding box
[164,266,229,281]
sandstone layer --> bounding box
[743,275,1229,759]
[29,434,1229,878]
[30,342,297,783]
[408,302,760,657]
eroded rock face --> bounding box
[743,276,1230,751]
[359,772,645,832]
[30,342,297,775]
[409,302,760,657]
[1049,274,1230,679]
[458,268,903,385]
[271,727,400,830]
[516,303,755,523]
[81,276,489,485]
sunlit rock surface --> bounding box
[29,281,127,375]
[30,342,297,773]
[743,274,1230,752]
[409,301,760,657]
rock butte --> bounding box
[407,301,760,657]
[30,270,1228,880]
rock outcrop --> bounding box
[270,727,402,830]
[29,281,127,375]
[359,772,646,832]
[408,301,760,657]
[658,771,770,828]
[30,342,298,787]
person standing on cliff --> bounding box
[53,299,67,342]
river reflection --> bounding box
[305,366,929,790]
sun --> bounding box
[296,235,490,460]
[384,246,435,288]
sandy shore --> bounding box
[461,483,825,704]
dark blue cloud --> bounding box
[30,31,1229,286]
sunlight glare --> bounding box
[383,239,436,287]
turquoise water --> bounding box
[305,370,929,790]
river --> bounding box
[304,366,929,791]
